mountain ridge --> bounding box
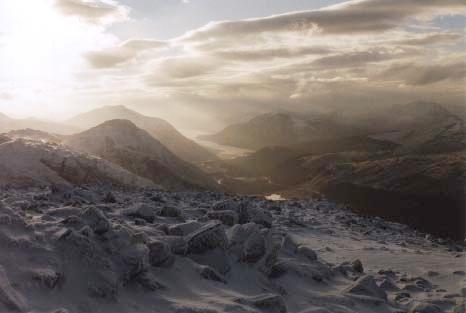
[67,105,217,164]
[64,119,219,191]
[0,112,79,135]
[199,111,364,150]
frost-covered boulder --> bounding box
[206,210,238,226]
[269,252,332,282]
[257,231,282,276]
[159,206,181,218]
[212,199,273,227]
[148,240,175,267]
[227,223,264,261]
[297,246,318,261]
[30,268,62,289]
[248,206,273,228]
[242,229,266,263]
[345,275,387,300]
[235,294,287,313]
[185,221,228,254]
[281,234,299,254]
[80,207,111,235]
[119,243,150,282]
[197,265,226,283]
[212,199,249,223]
[228,223,261,246]
[159,236,188,255]
[123,203,156,223]
[168,221,202,236]
[410,303,441,313]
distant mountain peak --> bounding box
[67,106,217,164]
[96,119,139,129]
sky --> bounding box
[0,0,465,132]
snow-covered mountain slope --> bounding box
[0,137,154,188]
[64,119,219,191]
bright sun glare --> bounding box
[0,0,116,118]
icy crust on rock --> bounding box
[0,187,464,313]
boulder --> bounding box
[248,206,273,228]
[235,294,287,313]
[60,215,86,231]
[452,302,465,313]
[148,240,175,267]
[351,259,364,273]
[228,223,261,247]
[185,221,228,254]
[345,275,387,300]
[269,259,331,282]
[103,191,116,203]
[123,203,155,223]
[206,210,238,226]
[159,236,188,255]
[410,303,441,313]
[168,221,202,236]
[281,234,299,254]
[119,243,150,282]
[159,206,181,218]
[378,279,400,291]
[189,248,231,275]
[137,272,165,291]
[212,199,273,227]
[257,232,282,276]
[31,268,62,289]
[198,265,227,283]
[80,207,111,235]
[297,246,318,261]
[242,230,266,263]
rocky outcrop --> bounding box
[0,187,462,313]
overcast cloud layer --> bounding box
[0,0,464,132]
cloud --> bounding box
[211,46,332,61]
[55,0,128,24]
[0,92,13,100]
[146,56,223,86]
[379,61,466,85]
[181,0,466,42]
[67,0,466,130]
[394,33,463,46]
[310,50,408,68]
[84,39,168,68]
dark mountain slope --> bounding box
[199,112,364,150]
